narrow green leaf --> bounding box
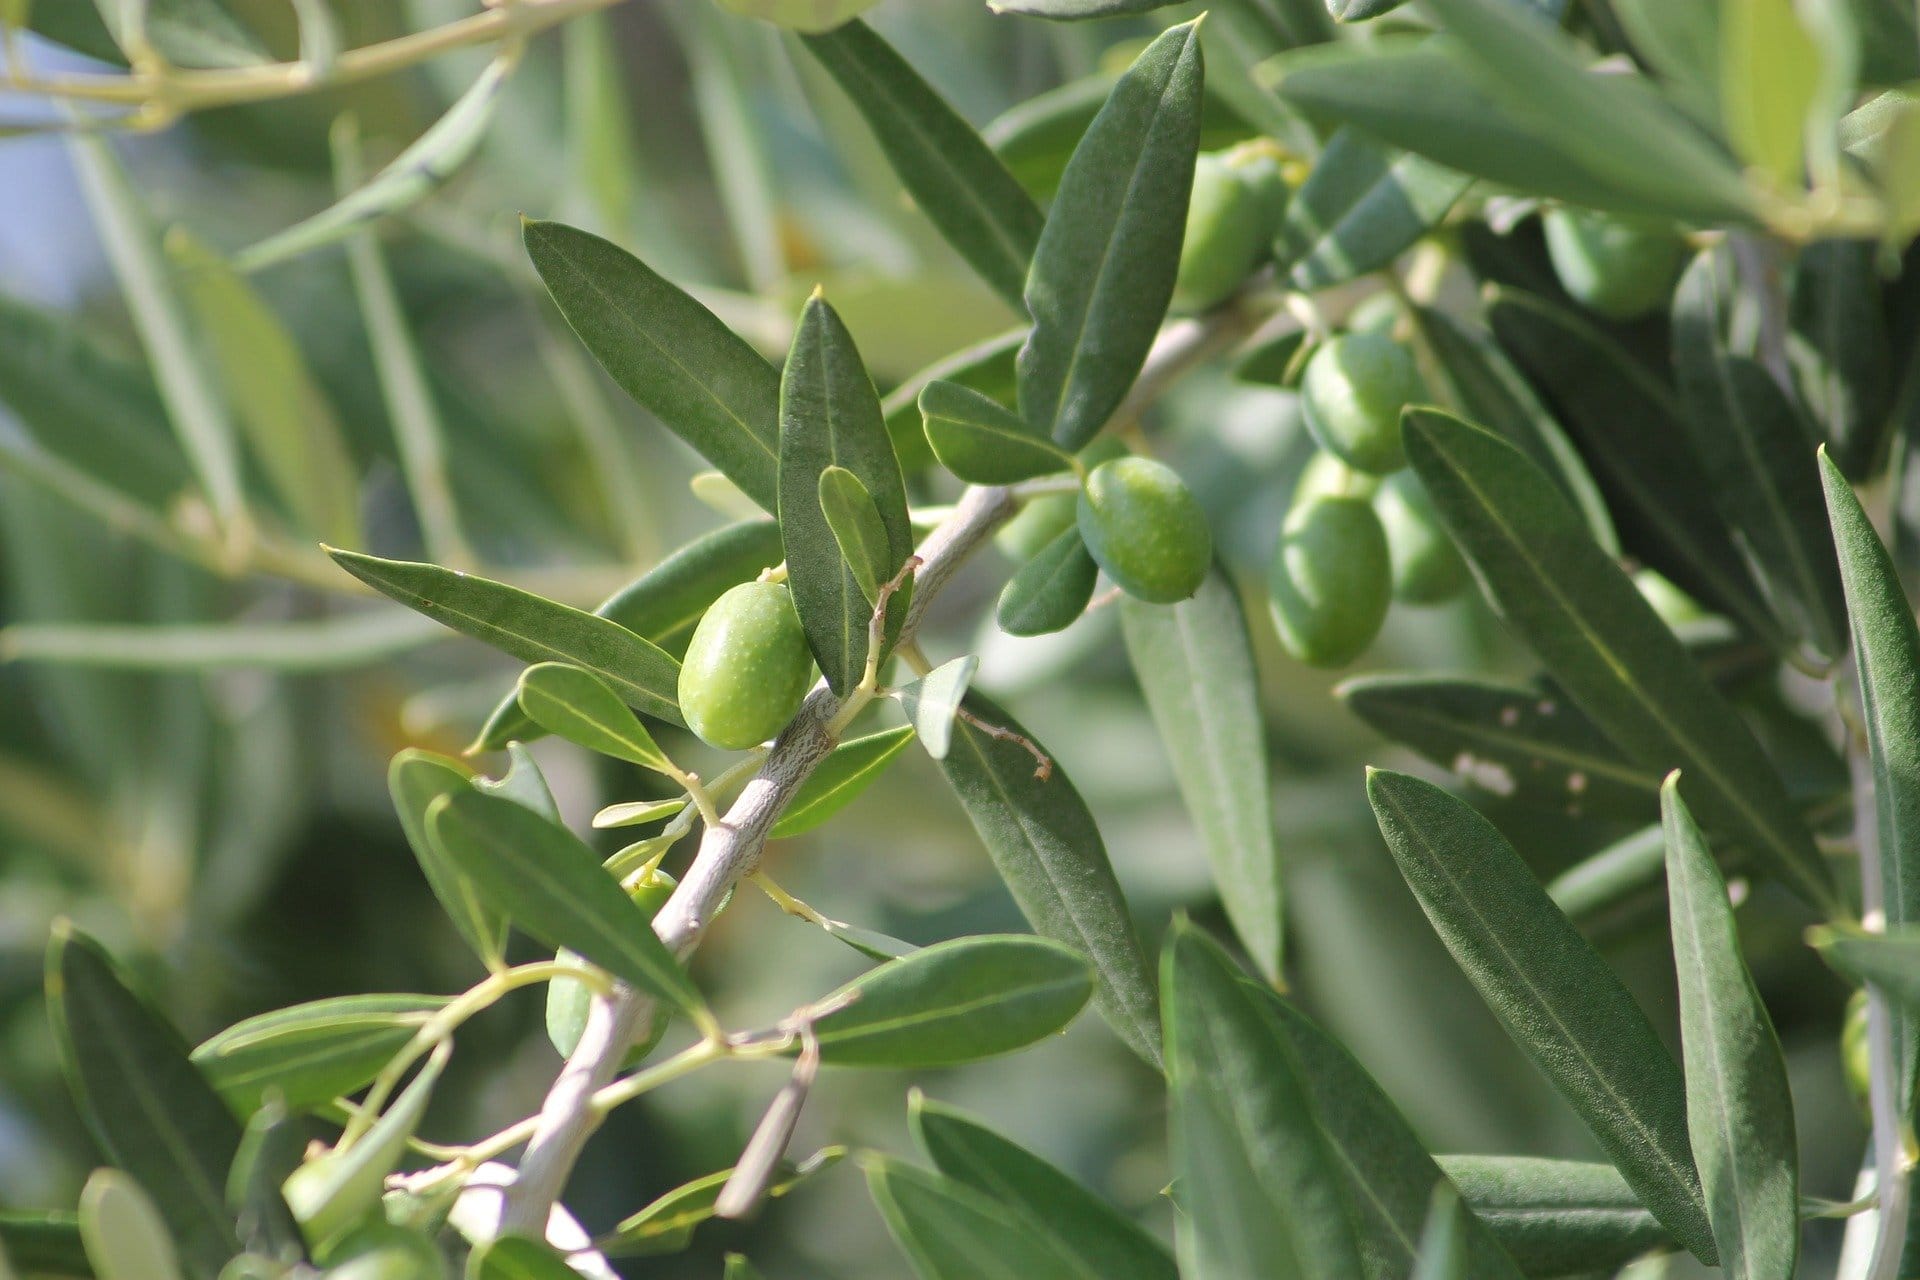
[1403,408,1835,909]
[1813,925,1920,1009]
[819,465,891,606]
[808,935,1092,1067]
[191,994,445,1116]
[226,1101,316,1262]
[895,655,978,761]
[164,229,359,544]
[474,520,784,752]
[1822,450,1920,1098]
[469,1236,579,1280]
[1120,569,1282,984]
[1018,21,1204,450]
[881,329,1023,474]
[476,743,560,824]
[0,612,438,672]
[1163,922,1367,1278]
[517,662,671,772]
[429,791,704,1019]
[1484,285,1780,647]
[996,526,1098,637]
[46,923,241,1275]
[526,219,781,513]
[1720,0,1818,187]
[1613,0,1721,125]
[79,1170,183,1280]
[238,56,515,271]
[605,1149,844,1256]
[84,0,265,66]
[1673,249,1845,659]
[1436,1155,1672,1277]
[69,134,246,534]
[1365,770,1715,1263]
[801,21,1044,309]
[866,1156,1091,1280]
[1790,241,1891,477]
[592,797,688,830]
[0,1212,91,1279]
[1661,777,1799,1280]
[1410,1187,1469,1280]
[388,748,507,969]
[771,725,916,839]
[1273,130,1471,292]
[328,549,682,725]
[920,380,1074,486]
[936,691,1162,1066]
[1338,674,1661,820]
[778,293,914,694]
[1264,998,1525,1280]
[281,1043,443,1248]
[1547,823,1670,930]
[911,1095,1177,1280]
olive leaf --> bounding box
[1720,0,1820,188]
[388,749,507,970]
[517,662,673,773]
[881,330,1023,475]
[281,1044,444,1249]
[997,526,1098,637]
[605,1148,845,1257]
[1791,240,1891,477]
[469,1237,582,1279]
[1410,1187,1469,1280]
[866,1156,1093,1280]
[80,1170,185,1280]
[1018,21,1204,450]
[1436,1156,1672,1276]
[0,1211,92,1278]
[894,655,979,760]
[778,293,915,694]
[800,21,1044,309]
[919,380,1075,485]
[771,725,917,839]
[526,219,782,513]
[192,994,445,1116]
[1271,129,1471,292]
[1366,769,1717,1264]
[1812,925,1920,1009]
[818,465,892,607]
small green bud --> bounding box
[1268,493,1391,667]
[1301,332,1423,475]
[678,581,815,750]
[1076,457,1213,604]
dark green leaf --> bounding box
[281,1045,444,1248]
[894,655,979,760]
[473,520,784,752]
[46,923,242,1276]
[801,21,1044,308]
[996,526,1098,637]
[1163,922,1366,1277]
[388,748,507,969]
[778,293,914,694]
[473,743,559,823]
[936,691,1162,1066]
[327,549,682,725]
[1273,130,1471,292]
[913,1095,1174,1280]
[468,1236,580,1280]
[881,329,1023,474]
[1018,22,1204,450]
[818,465,892,606]
[920,380,1074,485]
[1436,1155,1672,1277]
[428,791,704,1019]
[0,1211,94,1278]
[1791,240,1892,477]
[1661,777,1799,1279]
[1673,249,1846,659]
[517,662,671,772]
[866,1156,1091,1280]
[771,725,917,838]
[1120,570,1283,984]
[809,935,1092,1067]
[525,219,781,513]
[605,1148,844,1256]
[224,1101,305,1262]
[1402,408,1835,909]
[191,994,444,1116]
[1264,997,1525,1280]
[1812,925,1920,1009]
[1366,770,1715,1262]
[1338,674,1661,820]
[1484,285,1780,647]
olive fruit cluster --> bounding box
[679,580,815,750]
[1269,333,1466,667]
[1173,143,1293,313]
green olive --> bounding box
[1293,449,1379,509]
[1174,153,1268,313]
[317,1220,440,1280]
[1374,471,1468,605]
[1300,332,1423,475]
[678,581,814,750]
[547,870,678,1063]
[1542,209,1686,320]
[1268,493,1391,668]
[1076,457,1213,604]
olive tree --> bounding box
[0,0,1916,1277]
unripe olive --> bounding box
[1076,457,1213,604]
[1174,153,1268,313]
[1292,449,1379,509]
[678,581,814,750]
[996,441,1125,562]
[1542,209,1686,320]
[1346,291,1403,337]
[317,1220,440,1280]
[1374,471,1468,605]
[548,870,678,1063]
[1300,332,1422,475]
[1268,493,1391,667]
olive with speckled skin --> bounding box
[1076,456,1212,604]
[678,581,814,750]
[1268,493,1391,667]
[1301,332,1422,475]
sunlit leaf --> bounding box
[920,380,1074,486]
[517,662,672,773]
[192,994,445,1116]
[771,725,916,839]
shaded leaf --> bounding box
[517,662,671,772]
[1272,129,1471,292]
[192,994,444,1116]
[1812,925,1920,1010]
[1019,22,1204,450]
[935,691,1162,1065]
[280,1045,443,1249]
[894,655,978,760]
[80,0,265,66]
[818,465,891,606]
[996,526,1098,637]
[1436,1155,1672,1277]
[771,725,916,839]
[809,935,1092,1067]
[1366,770,1715,1262]
[0,1212,92,1279]
[920,380,1074,486]
[388,748,507,970]
[79,1170,182,1280]
[468,1236,579,1280]
[866,1156,1090,1280]
[0,612,438,672]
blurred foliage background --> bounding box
[0,1,1867,1276]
